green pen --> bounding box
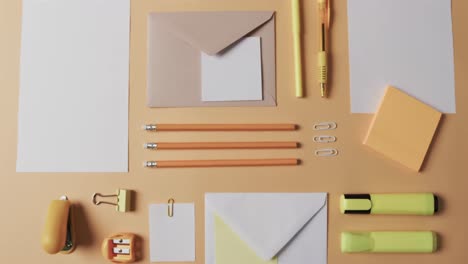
[340,193,438,215]
[341,231,438,253]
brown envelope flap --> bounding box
[152,11,275,55]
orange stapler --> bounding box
[41,196,76,254]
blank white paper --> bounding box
[348,0,455,113]
[201,37,263,102]
[17,0,130,172]
[149,203,195,262]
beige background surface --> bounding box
[1,0,467,263]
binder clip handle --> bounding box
[92,189,132,212]
[93,193,118,206]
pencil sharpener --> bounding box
[102,233,139,263]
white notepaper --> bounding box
[17,0,130,172]
[348,0,455,113]
[201,37,263,102]
[149,203,195,262]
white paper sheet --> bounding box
[17,0,130,172]
[201,37,263,102]
[348,0,455,113]
[149,203,195,262]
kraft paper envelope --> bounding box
[147,11,276,107]
[205,193,328,264]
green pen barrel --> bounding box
[371,193,437,215]
[341,231,438,253]
[340,193,438,215]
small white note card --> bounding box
[201,37,263,102]
[149,203,195,262]
[348,0,455,113]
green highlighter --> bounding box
[340,193,438,215]
[341,231,437,253]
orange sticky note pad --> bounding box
[364,86,442,171]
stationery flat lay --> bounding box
[1,0,467,263]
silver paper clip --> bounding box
[313,122,337,130]
[313,135,337,143]
[315,148,338,157]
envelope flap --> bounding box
[207,193,327,261]
[151,11,275,55]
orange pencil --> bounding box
[144,142,299,150]
[143,124,297,132]
[144,159,299,168]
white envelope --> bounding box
[205,193,328,264]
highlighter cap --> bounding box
[340,194,372,214]
[341,232,373,253]
[341,231,438,253]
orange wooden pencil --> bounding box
[144,142,298,150]
[144,158,299,168]
[143,124,297,131]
